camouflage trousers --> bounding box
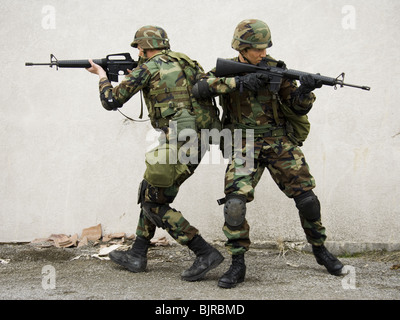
[223,134,326,255]
[135,133,206,245]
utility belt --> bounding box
[219,124,286,159]
[236,123,286,138]
[259,127,286,138]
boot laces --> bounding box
[189,256,203,270]
[321,247,335,261]
[225,261,244,276]
[315,246,336,262]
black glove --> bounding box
[192,79,213,99]
[235,73,269,92]
[298,74,323,95]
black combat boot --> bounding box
[181,235,224,281]
[109,236,150,272]
[218,254,246,289]
[312,244,344,276]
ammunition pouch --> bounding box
[171,108,197,140]
[279,102,310,146]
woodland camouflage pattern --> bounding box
[203,54,325,255]
[136,135,207,245]
[135,133,209,244]
[131,25,170,50]
[99,45,217,245]
[206,56,316,130]
[223,135,325,254]
[100,50,217,130]
[231,19,273,51]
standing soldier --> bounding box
[86,25,224,281]
[192,19,344,288]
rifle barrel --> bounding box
[25,59,106,68]
[25,62,54,66]
[342,83,371,91]
[57,59,106,68]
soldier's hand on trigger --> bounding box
[298,74,323,95]
[235,73,269,92]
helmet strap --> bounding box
[239,51,252,64]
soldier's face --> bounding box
[242,48,267,65]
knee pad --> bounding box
[294,191,321,222]
[224,195,247,229]
[142,202,171,228]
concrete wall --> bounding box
[1,0,399,247]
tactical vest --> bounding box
[141,50,217,132]
[220,57,286,135]
[220,56,310,145]
[142,51,218,188]
[142,51,192,129]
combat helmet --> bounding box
[231,19,272,52]
[131,25,170,50]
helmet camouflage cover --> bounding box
[131,25,170,50]
[231,19,272,52]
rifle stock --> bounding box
[215,58,370,91]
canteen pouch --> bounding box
[144,142,190,188]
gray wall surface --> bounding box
[1,0,399,247]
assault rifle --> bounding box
[215,58,370,92]
[25,53,138,82]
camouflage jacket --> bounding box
[204,56,316,132]
[99,50,216,130]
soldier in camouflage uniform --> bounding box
[87,25,224,281]
[192,19,343,288]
